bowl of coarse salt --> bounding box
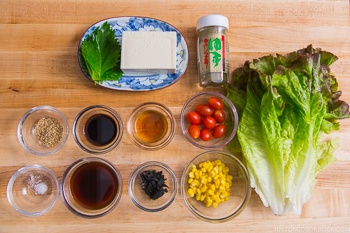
[7,165,59,216]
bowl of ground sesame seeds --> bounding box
[17,106,69,156]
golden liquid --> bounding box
[135,110,168,143]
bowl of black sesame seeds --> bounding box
[17,106,69,156]
[128,161,177,212]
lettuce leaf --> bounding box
[80,22,123,84]
[226,45,349,215]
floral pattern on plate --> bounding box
[78,17,188,91]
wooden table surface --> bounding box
[1,0,350,232]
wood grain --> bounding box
[1,0,350,232]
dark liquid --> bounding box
[71,162,118,210]
[84,114,117,146]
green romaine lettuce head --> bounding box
[226,45,349,215]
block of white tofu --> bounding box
[120,31,177,74]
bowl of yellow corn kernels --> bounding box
[180,150,251,223]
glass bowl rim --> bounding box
[180,91,239,150]
[17,105,69,156]
[72,105,124,154]
[180,150,251,223]
[7,164,59,217]
[128,161,178,212]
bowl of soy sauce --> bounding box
[73,105,123,154]
[60,157,123,218]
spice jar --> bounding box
[196,14,230,87]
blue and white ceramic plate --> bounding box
[78,17,188,91]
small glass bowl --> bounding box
[72,105,123,154]
[7,165,59,217]
[180,92,238,150]
[181,151,251,223]
[127,102,176,150]
[128,161,177,212]
[17,106,69,156]
[60,157,123,218]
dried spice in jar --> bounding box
[196,14,230,87]
[34,117,63,147]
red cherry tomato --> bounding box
[188,124,201,139]
[213,109,226,123]
[196,104,214,116]
[187,111,202,125]
[213,124,226,138]
[200,129,212,141]
[203,116,216,129]
[208,97,224,110]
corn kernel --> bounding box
[194,170,200,179]
[188,188,194,197]
[214,179,220,186]
[223,166,229,173]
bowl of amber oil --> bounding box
[128,161,177,212]
[72,105,123,154]
[60,157,123,218]
[126,102,176,150]
[17,106,69,156]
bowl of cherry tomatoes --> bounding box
[180,92,239,150]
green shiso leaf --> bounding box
[80,21,122,84]
[226,44,349,215]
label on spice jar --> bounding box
[199,34,227,74]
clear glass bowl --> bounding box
[17,106,69,156]
[127,102,176,150]
[181,151,251,223]
[128,161,177,212]
[60,157,123,218]
[72,105,123,154]
[7,165,59,216]
[180,92,238,150]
